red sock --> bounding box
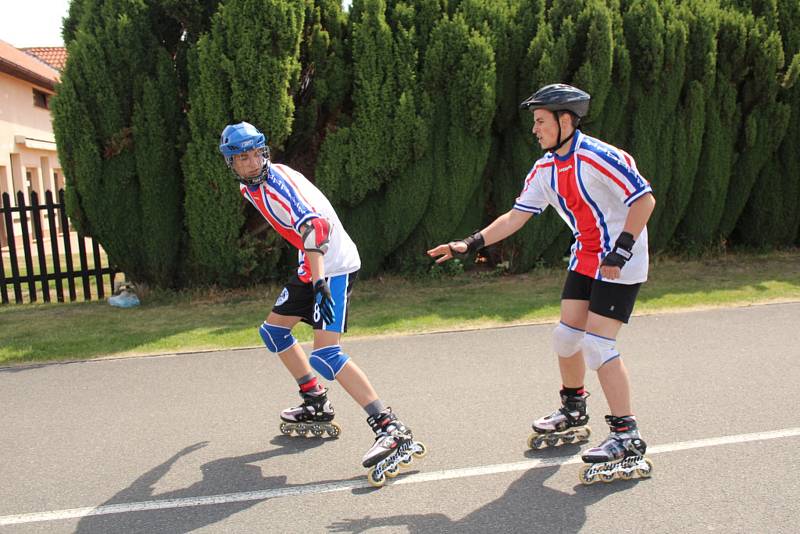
[561,385,586,396]
[299,377,319,393]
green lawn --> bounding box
[1,249,799,365]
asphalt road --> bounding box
[2,302,799,533]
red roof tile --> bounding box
[22,47,68,71]
[0,39,59,90]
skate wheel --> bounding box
[327,422,342,438]
[637,458,653,478]
[295,424,308,436]
[367,467,385,488]
[279,423,293,436]
[310,426,324,437]
[600,472,616,483]
[385,463,400,478]
[412,442,427,459]
[528,434,545,449]
[561,434,576,444]
[619,469,634,480]
[578,465,596,485]
[545,436,560,447]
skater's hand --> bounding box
[600,231,634,280]
[313,279,336,324]
[599,264,621,280]
[427,242,466,264]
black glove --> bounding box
[601,231,635,269]
[313,279,336,324]
[448,231,485,257]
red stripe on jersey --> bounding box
[264,190,296,227]
[577,154,633,196]
[241,187,304,250]
[556,158,602,277]
[523,161,554,190]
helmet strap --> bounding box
[545,111,577,153]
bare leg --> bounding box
[314,329,378,408]
[597,358,632,417]
[558,299,590,388]
[585,312,631,416]
[265,312,312,380]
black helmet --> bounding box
[519,83,591,118]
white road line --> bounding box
[2,427,799,526]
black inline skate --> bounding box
[362,408,427,487]
[579,415,653,484]
[528,389,592,449]
[279,387,341,438]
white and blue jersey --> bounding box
[239,163,361,282]
[514,130,652,284]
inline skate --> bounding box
[279,387,341,438]
[528,389,592,449]
[579,415,652,484]
[362,408,427,487]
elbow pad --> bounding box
[301,217,332,254]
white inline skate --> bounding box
[279,387,341,438]
[362,408,427,488]
[579,415,653,484]
[528,390,592,449]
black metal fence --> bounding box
[1,189,119,304]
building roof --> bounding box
[22,47,68,71]
[0,39,60,91]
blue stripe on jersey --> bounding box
[624,186,653,207]
[243,185,293,230]
[268,166,316,231]
[576,161,611,252]
[513,202,542,214]
[581,136,647,192]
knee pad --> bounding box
[309,345,350,381]
[259,322,297,353]
[553,321,585,358]
[582,333,620,371]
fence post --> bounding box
[2,192,22,303]
[45,190,65,302]
[16,191,36,302]
[58,189,77,301]
[30,191,51,303]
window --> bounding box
[33,89,50,109]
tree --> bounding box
[182,0,305,285]
[52,0,191,288]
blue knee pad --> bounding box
[259,322,297,353]
[309,345,350,380]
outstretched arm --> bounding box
[427,209,533,264]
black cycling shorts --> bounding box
[561,270,641,323]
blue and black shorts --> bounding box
[272,271,358,333]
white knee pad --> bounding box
[582,333,620,371]
[553,322,585,358]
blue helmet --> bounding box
[219,122,270,185]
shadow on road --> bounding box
[74,435,355,534]
[329,464,643,534]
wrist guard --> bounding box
[601,231,635,269]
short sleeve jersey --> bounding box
[239,163,361,282]
[514,130,652,284]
